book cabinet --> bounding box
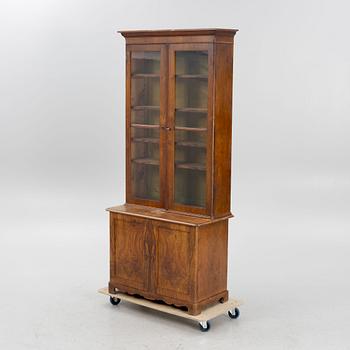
[107,29,238,315]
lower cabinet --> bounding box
[109,212,228,315]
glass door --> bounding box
[126,45,166,206]
[168,44,213,215]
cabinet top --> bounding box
[107,204,233,227]
[119,28,238,45]
[119,28,238,38]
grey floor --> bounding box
[1,176,349,350]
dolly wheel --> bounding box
[228,307,240,319]
[109,296,121,306]
[199,321,210,332]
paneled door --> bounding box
[154,222,196,301]
[126,45,167,207]
[110,215,151,292]
[167,44,214,216]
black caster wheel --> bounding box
[228,307,240,319]
[109,296,121,306]
[199,321,210,332]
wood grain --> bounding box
[155,223,194,301]
[212,42,234,218]
[197,220,228,301]
[110,214,150,292]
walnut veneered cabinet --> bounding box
[107,29,238,315]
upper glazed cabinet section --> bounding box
[121,29,237,219]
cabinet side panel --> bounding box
[197,220,228,301]
[213,43,234,217]
[109,213,116,282]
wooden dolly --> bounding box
[98,287,241,332]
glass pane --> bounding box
[131,109,159,126]
[131,78,160,108]
[131,51,160,201]
[175,51,208,75]
[132,51,160,74]
[175,110,207,129]
[174,51,208,208]
[131,139,160,201]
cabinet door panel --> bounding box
[110,215,150,291]
[126,45,167,207]
[154,223,195,301]
[167,44,213,216]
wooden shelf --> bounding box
[175,126,207,132]
[131,123,159,129]
[175,162,206,171]
[132,158,159,166]
[132,73,160,78]
[132,105,160,110]
[176,74,208,79]
[132,137,159,144]
[175,141,206,148]
[176,107,207,113]
[132,56,159,61]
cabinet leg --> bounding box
[188,304,201,316]
[219,291,229,303]
[188,290,229,315]
[108,282,116,294]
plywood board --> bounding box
[98,287,241,322]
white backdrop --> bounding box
[1,0,349,349]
